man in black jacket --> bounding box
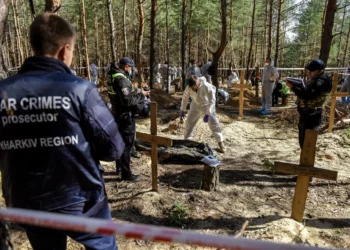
[107,58,150,181]
[0,13,124,250]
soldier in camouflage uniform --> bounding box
[286,59,332,148]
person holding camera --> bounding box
[286,59,332,148]
[107,57,150,181]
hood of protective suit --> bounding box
[265,60,274,67]
[263,60,279,82]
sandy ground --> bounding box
[3,89,350,250]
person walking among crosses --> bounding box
[180,75,225,153]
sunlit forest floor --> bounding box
[4,84,350,250]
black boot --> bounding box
[116,167,121,175]
[122,174,140,182]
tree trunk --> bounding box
[210,0,227,101]
[106,0,117,63]
[45,0,61,13]
[262,0,268,63]
[274,0,283,68]
[187,0,193,61]
[80,0,90,81]
[201,164,220,191]
[137,0,145,87]
[122,0,128,56]
[11,0,24,66]
[206,19,210,61]
[243,26,248,68]
[166,0,170,93]
[246,0,256,80]
[76,16,82,75]
[336,5,346,67]
[267,0,273,58]
[102,5,107,68]
[0,0,9,80]
[181,0,187,90]
[319,0,337,66]
[342,23,350,66]
[149,0,157,89]
[94,0,99,66]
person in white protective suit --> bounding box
[201,59,212,83]
[227,71,239,88]
[186,59,202,79]
[159,62,174,90]
[180,75,226,153]
[258,57,279,115]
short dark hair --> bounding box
[30,13,76,56]
[188,75,198,87]
[190,59,195,64]
[266,57,271,61]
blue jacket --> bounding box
[0,56,125,211]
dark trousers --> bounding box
[23,200,117,250]
[116,119,136,179]
[298,108,322,148]
[272,89,282,105]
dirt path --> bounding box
[104,110,350,250]
[4,107,350,250]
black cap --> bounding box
[305,59,325,72]
[119,57,135,67]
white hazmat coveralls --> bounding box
[228,72,239,88]
[262,60,279,111]
[180,77,224,143]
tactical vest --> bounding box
[107,72,134,96]
[297,76,331,109]
[278,81,290,95]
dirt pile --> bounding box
[150,89,181,109]
[225,89,260,107]
[273,102,350,131]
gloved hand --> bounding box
[180,111,185,119]
[203,115,209,123]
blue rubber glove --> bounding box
[180,111,185,119]
[203,115,209,123]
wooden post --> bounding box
[136,102,173,191]
[231,70,251,118]
[239,70,244,117]
[328,73,348,132]
[274,130,338,222]
[201,164,220,191]
[150,102,158,191]
[255,66,259,98]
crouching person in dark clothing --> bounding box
[272,80,290,106]
[0,13,124,250]
[107,58,150,181]
[286,59,332,148]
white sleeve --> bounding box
[201,85,215,114]
[272,68,279,80]
[180,86,191,111]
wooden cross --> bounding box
[328,72,348,132]
[274,129,338,222]
[231,70,252,117]
[136,102,173,191]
